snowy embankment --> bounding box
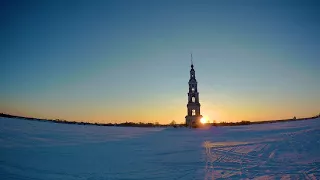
[0,117,319,179]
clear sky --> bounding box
[1,0,320,124]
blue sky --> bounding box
[1,0,320,123]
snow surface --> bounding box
[0,117,319,179]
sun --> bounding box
[200,117,207,124]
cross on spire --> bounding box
[191,53,194,68]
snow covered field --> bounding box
[0,117,319,179]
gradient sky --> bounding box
[1,0,320,124]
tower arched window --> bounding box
[191,87,195,92]
[192,97,195,102]
[192,109,196,116]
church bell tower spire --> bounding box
[185,54,202,128]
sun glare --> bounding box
[200,117,207,124]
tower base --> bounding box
[185,115,203,128]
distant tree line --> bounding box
[0,113,186,128]
[211,113,320,126]
[1,113,319,128]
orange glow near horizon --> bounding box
[1,99,319,125]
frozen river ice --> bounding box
[0,117,319,179]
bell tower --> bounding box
[185,54,202,127]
